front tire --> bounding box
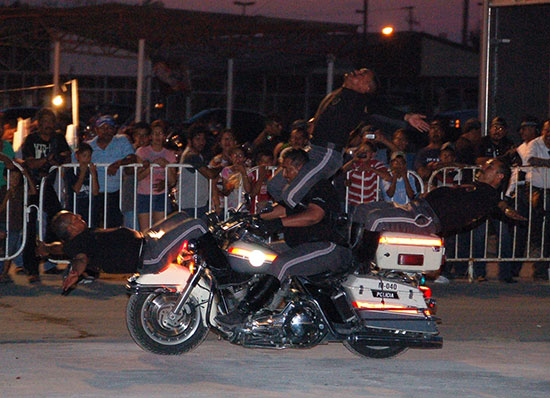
[126,291,209,355]
[343,341,407,359]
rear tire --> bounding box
[126,291,208,355]
[343,341,407,359]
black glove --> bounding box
[262,218,284,235]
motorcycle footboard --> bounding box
[349,332,443,349]
[359,311,439,334]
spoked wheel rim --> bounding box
[141,293,201,346]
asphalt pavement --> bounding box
[1,270,550,398]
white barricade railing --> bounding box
[0,163,29,262]
[43,163,279,233]
[37,162,549,265]
[428,165,550,264]
[344,169,424,213]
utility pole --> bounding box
[401,6,420,32]
[356,0,369,39]
[233,1,256,16]
[462,0,470,45]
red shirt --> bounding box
[347,159,387,205]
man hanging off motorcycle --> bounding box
[351,158,526,238]
[38,212,208,294]
[216,148,352,329]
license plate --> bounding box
[378,281,398,291]
[372,290,399,299]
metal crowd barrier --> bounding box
[343,169,424,213]
[34,162,549,269]
[0,163,29,262]
[428,165,550,267]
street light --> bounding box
[382,26,394,36]
[234,1,255,16]
[52,94,64,107]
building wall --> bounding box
[420,38,478,78]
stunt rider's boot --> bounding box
[216,275,281,329]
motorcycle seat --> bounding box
[299,268,350,286]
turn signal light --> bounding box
[418,285,432,299]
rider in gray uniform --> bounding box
[216,148,351,329]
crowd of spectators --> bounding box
[0,105,549,285]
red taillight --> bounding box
[181,240,189,252]
[398,254,424,265]
[419,285,432,299]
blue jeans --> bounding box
[0,231,23,274]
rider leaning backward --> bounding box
[216,148,352,329]
[37,211,208,294]
[267,68,429,211]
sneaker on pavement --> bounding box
[434,275,450,284]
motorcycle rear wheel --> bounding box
[126,291,209,355]
[342,341,407,359]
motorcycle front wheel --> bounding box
[126,291,209,355]
[342,341,407,359]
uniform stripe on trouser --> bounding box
[142,224,207,265]
[285,147,334,208]
[277,242,337,280]
[370,215,433,231]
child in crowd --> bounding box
[342,141,391,209]
[382,151,418,205]
[64,143,99,226]
[0,164,37,283]
[430,142,465,188]
[219,146,253,211]
[250,150,274,213]
[136,120,177,231]
[121,122,151,230]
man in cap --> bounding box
[381,151,417,205]
[476,117,516,165]
[87,115,136,228]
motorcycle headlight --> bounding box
[228,247,277,267]
[248,250,267,267]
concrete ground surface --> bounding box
[1,269,549,398]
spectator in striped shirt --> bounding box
[342,141,390,209]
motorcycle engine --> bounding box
[243,299,326,349]
[283,301,325,347]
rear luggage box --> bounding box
[375,232,444,272]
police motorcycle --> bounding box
[125,202,444,359]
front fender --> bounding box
[126,264,217,327]
[133,263,192,290]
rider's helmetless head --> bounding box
[281,148,309,183]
